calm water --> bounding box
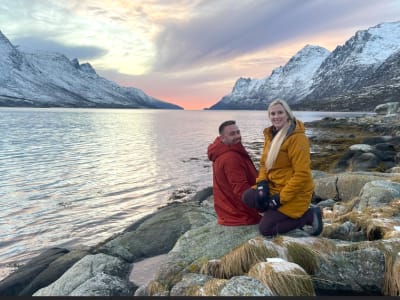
[0,108,368,280]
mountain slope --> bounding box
[0,31,182,109]
[209,45,330,109]
[210,21,400,111]
[302,21,400,105]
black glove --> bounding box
[269,194,281,209]
[256,180,270,211]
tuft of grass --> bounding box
[200,237,279,279]
[147,280,169,296]
[389,175,400,183]
[373,239,400,296]
[200,259,222,278]
[286,242,320,275]
[201,278,228,296]
[248,261,315,296]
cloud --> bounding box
[151,0,397,72]
[12,36,108,60]
[1,0,399,109]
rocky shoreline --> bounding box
[1,103,399,296]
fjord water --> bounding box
[0,108,368,280]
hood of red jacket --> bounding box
[207,136,249,162]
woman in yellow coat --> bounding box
[242,99,323,236]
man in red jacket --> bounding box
[207,120,262,226]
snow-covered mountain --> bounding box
[210,21,400,111]
[211,45,330,110]
[0,31,182,109]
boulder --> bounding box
[374,102,399,115]
[356,180,400,210]
[219,276,273,296]
[18,249,89,296]
[0,247,69,296]
[33,253,135,296]
[335,143,397,172]
[97,199,216,262]
[153,222,260,290]
[313,172,399,202]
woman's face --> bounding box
[269,103,289,130]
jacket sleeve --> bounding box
[279,133,312,203]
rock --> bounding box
[362,136,400,145]
[18,249,89,296]
[33,253,135,296]
[388,167,400,173]
[219,276,273,296]
[248,259,315,296]
[313,172,399,202]
[323,221,365,242]
[316,199,336,208]
[335,143,397,172]
[69,272,134,296]
[311,170,329,179]
[129,254,168,286]
[170,273,212,296]
[357,180,400,210]
[0,247,69,296]
[374,102,399,115]
[97,199,216,262]
[350,144,374,152]
[307,115,400,172]
[153,222,260,290]
[315,240,388,295]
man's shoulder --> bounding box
[219,148,249,163]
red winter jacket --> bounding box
[207,137,261,226]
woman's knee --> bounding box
[259,224,275,237]
[258,217,276,237]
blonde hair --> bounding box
[265,99,295,171]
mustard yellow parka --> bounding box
[256,119,314,218]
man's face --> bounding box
[221,124,241,145]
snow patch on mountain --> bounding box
[355,21,400,65]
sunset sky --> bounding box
[1,0,399,110]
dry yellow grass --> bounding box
[146,280,168,296]
[285,242,320,275]
[201,237,279,278]
[325,198,400,241]
[248,260,315,296]
[200,278,228,296]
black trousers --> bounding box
[242,188,313,236]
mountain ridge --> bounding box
[209,20,400,111]
[0,31,182,110]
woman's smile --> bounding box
[269,103,288,130]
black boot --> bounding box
[310,206,323,236]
